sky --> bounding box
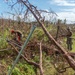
[0,0,75,24]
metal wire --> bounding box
[8,25,36,75]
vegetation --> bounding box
[0,19,75,75]
[0,0,75,75]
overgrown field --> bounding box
[0,23,75,75]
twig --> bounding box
[20,0,75,70]
[8,41,39,68]
[39,41,44,75]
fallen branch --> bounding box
[20,0,75,70]
[8,41,39,68]
[8,40,45,75]
[39,42,44,75]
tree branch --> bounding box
[39,42,44,75]
[20,0,75,70]
[8,42,39,68]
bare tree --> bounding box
[18,0,75,70]
[6,0,75,72]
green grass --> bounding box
[0,29,9,49]
[71,33,75,52]
[0,25,75,75]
